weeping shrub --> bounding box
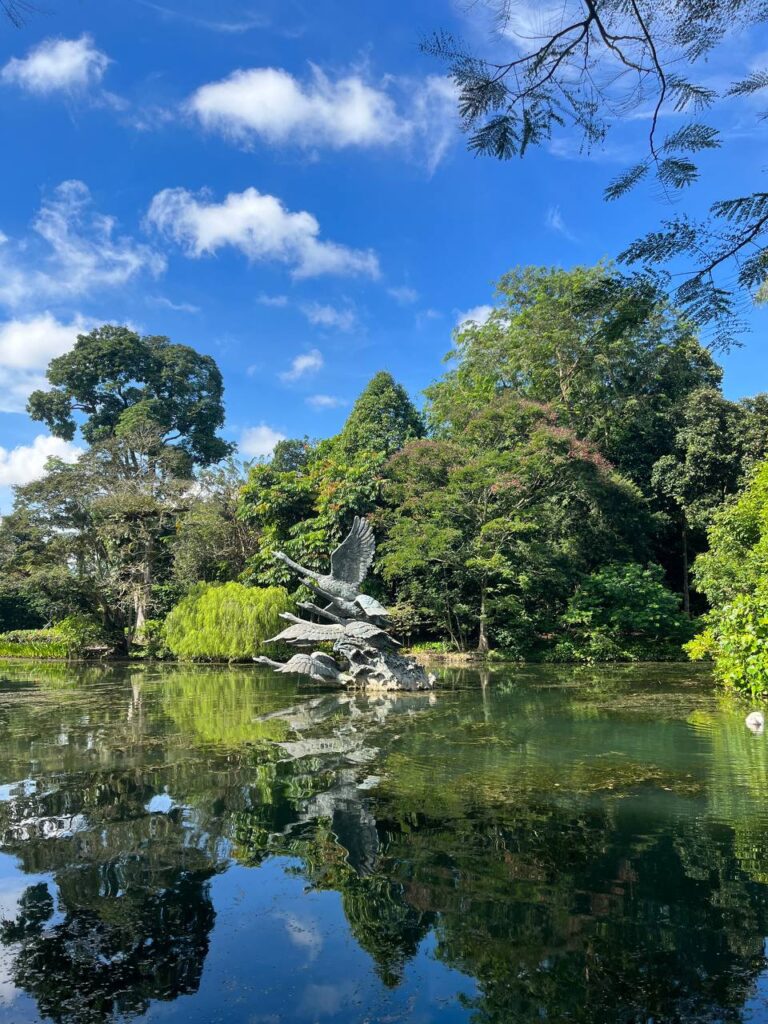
[164,582,292,662]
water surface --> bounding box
[0,660,766,1023]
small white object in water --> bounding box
[745,711,765,734]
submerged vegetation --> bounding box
[0,267,766,688]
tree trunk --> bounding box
[681,523,690,618]
[477,586,490,654]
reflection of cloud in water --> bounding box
[0,779,36,803]
[0,861,53,923]
[298,981,358,1017]
[0,944,18,1006]
[274,911,323,962]
[146,790,176,814]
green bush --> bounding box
[0,615,114,660]
[130,618,171,660]
[0,628,69,659]
[686,461,768,696]
[551,562,692,663]
[164,582,292,662]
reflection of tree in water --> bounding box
[230,680,768,1023]
[2,871,214,1024]
[0,665,292,1023]
[3,663,768,1022]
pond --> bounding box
[0,660,766,1023]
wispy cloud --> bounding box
[0,181,165,310]
[257,293,289,308]
[306,394,347,410]
[387,285,419,305]
[301,302,358,332]
[279,348,323,382]
[131,0,268,33]
[150,295,200,313]
[544,205,577,241]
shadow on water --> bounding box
[0,660,767,1021]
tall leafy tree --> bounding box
[337,371,425,459]
[28,325,233,471]
[425,0,768,344]
[380,394,648,653]
[427,265,720,492]
[12,429,190,643]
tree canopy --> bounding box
[28,325,233,470]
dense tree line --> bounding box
[0,269,766,681]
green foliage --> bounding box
[172,461,258,591]
[129,619,171,660]
[552,563,692,663]
[0,615,110,659]
[163,582,292,662]
[380,394,649,654]
[0,629,69,660]
[27,324,232,467]
[687,461,768,695]
[426,265,719,492]
[425,2,768,344]
[337,371,424,458]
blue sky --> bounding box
[0,0,765,509]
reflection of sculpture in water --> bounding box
[256,516,434,690]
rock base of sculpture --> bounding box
[254,517,435,692]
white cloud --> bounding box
[1,35,109,94]
[150,295,200,313]
[189,65,406,148]
[257,293,289,307]
[187,64,458,170]
[306,394,346,410]
[134,0,268,33]
[147,186,379,279]
[0,181,165,309]
[455,304,493,328]
[0,434,83,487]
[544,205,577,241]
[240,423,287,457]
[387,285,418,305]
[0,313,88,412]
[279,348,323,382]
[301,302,357,332]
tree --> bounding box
[28,325,232,471]
[652,388,745,613]
[172,461,260,591]
[426,265,720,492]
[337,371,424,458]
[240,373,421,591]
[687,460,768,694]
[12,429,190,645]
[380,394,647,654]
[425,1,768,344]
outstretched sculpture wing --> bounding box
[330,516,375,586]
[268,622,344,645]
[276,654,318,675]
